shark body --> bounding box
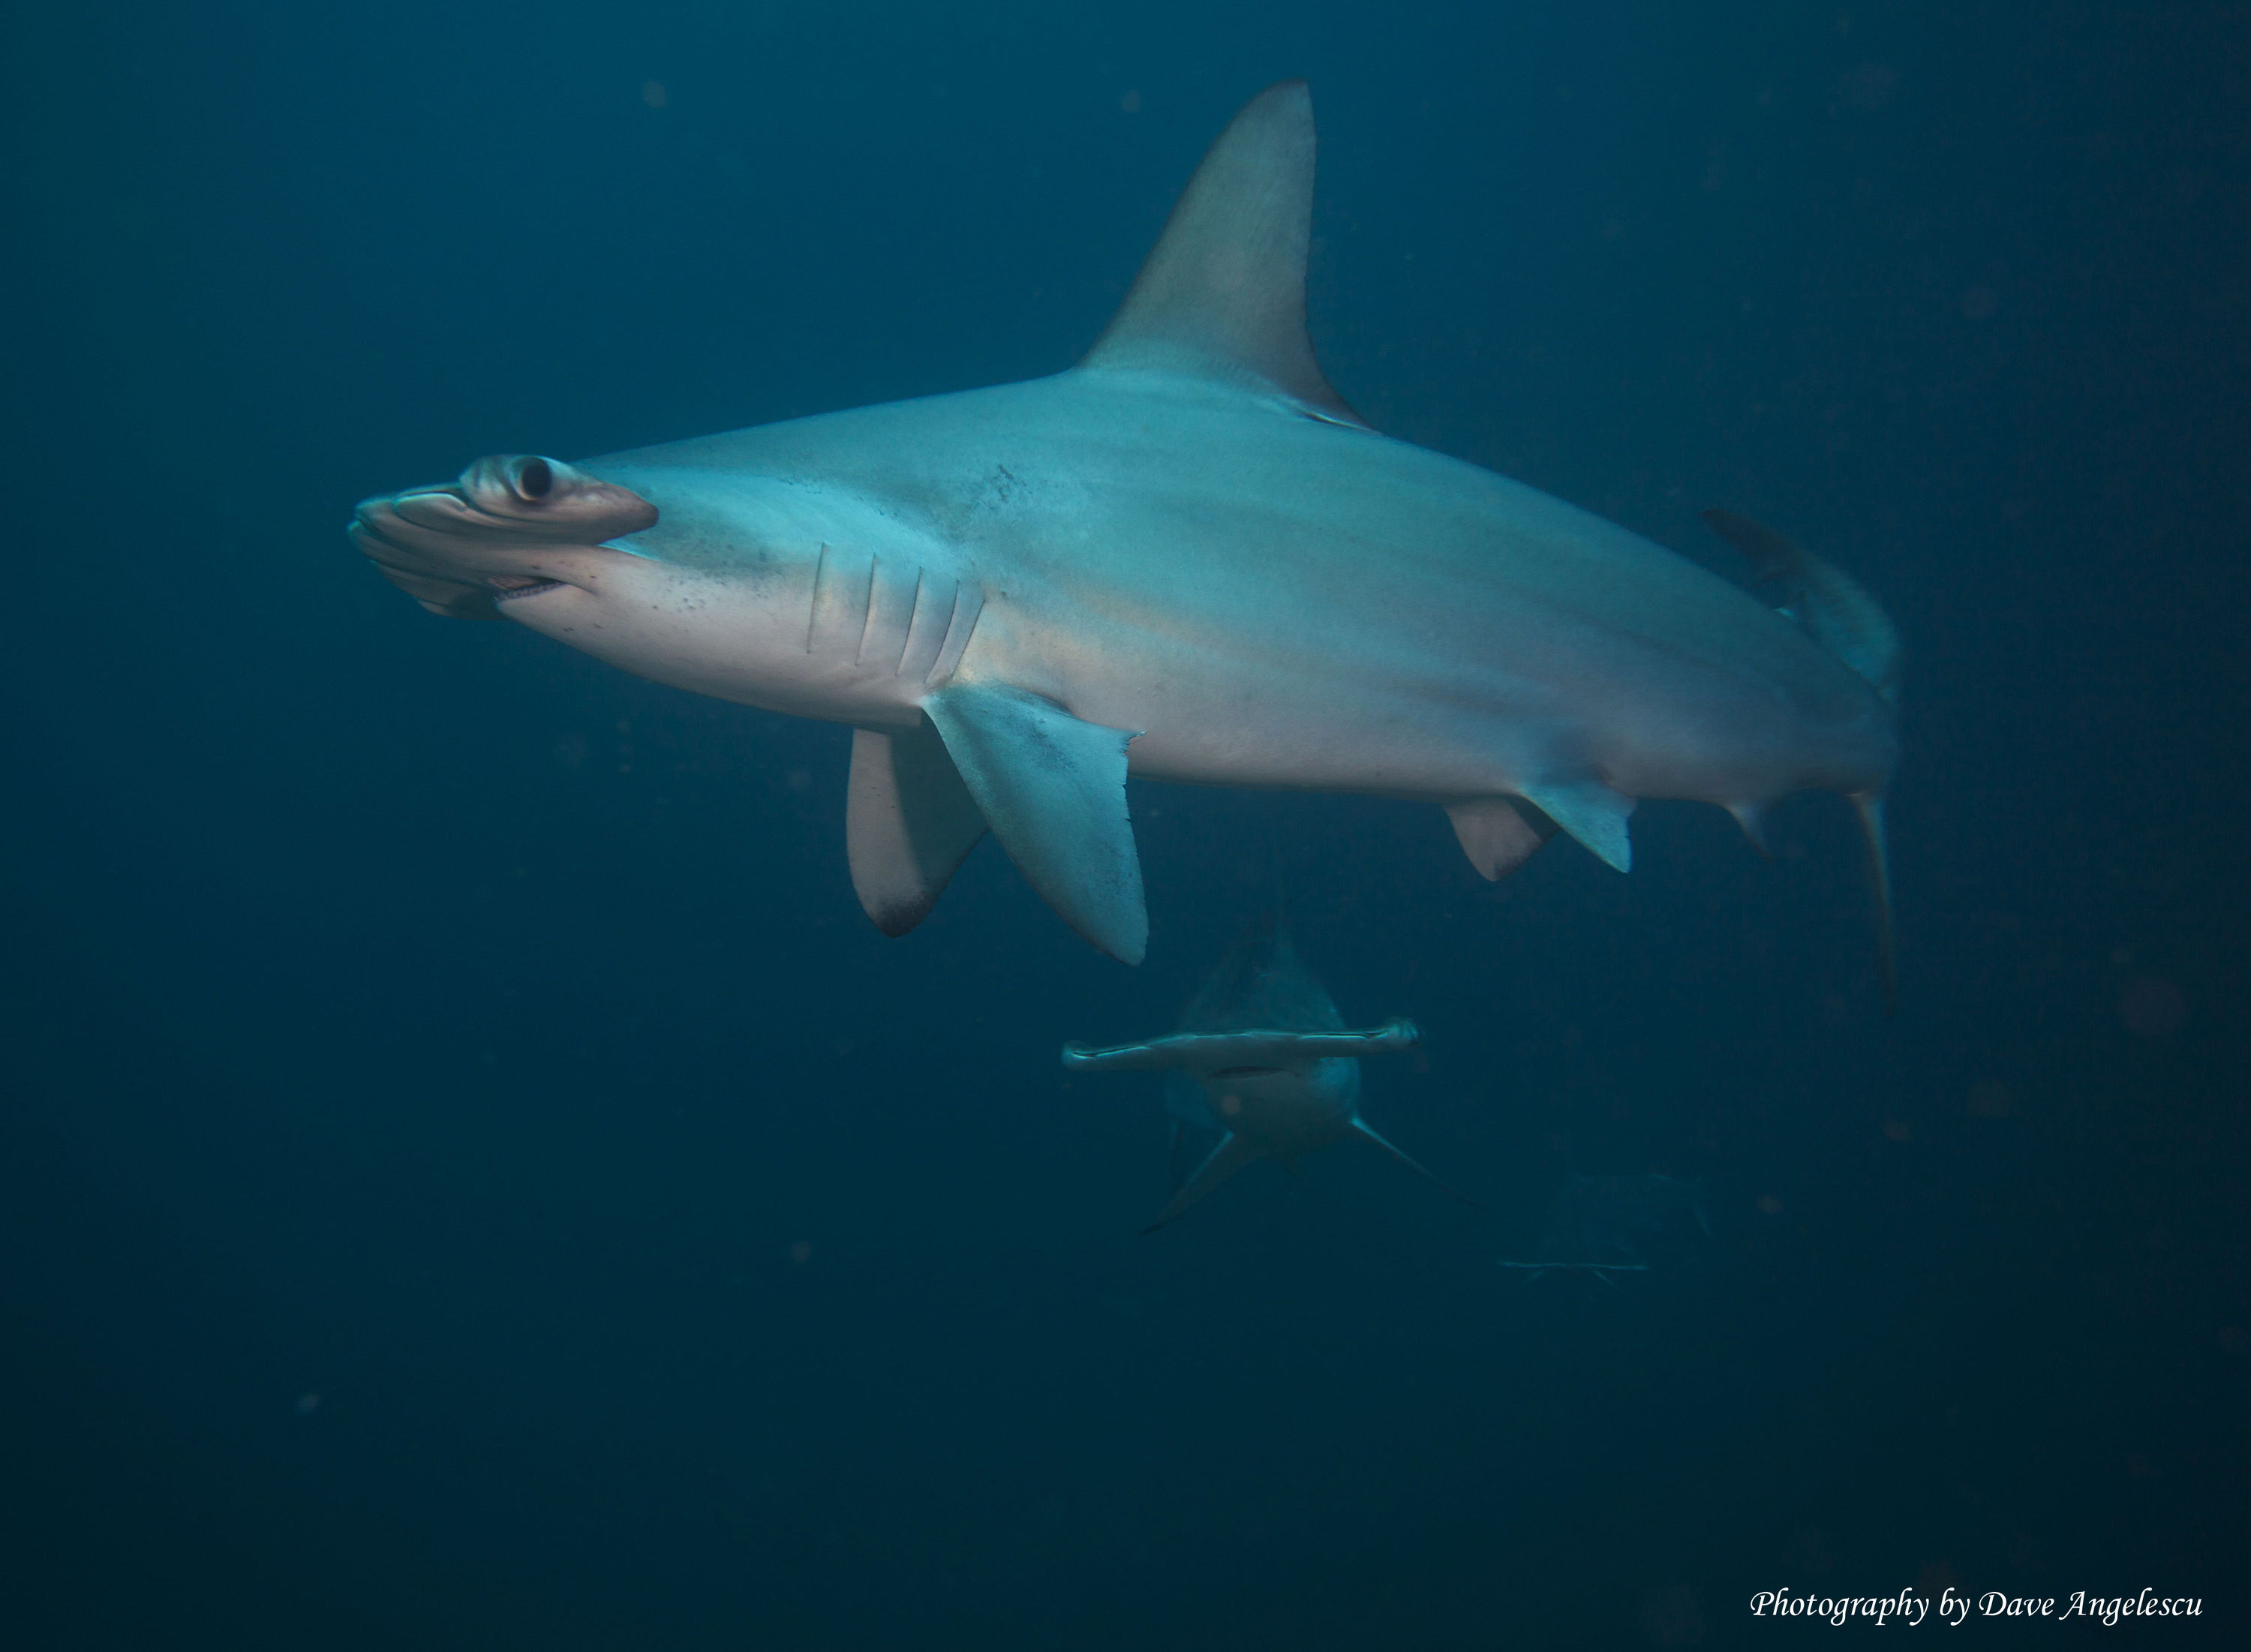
[1063,907,1459,1229]
[353,83,1900,977]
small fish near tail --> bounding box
[1702,509,1903,1008]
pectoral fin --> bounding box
[1165,1118,1195,1197]
[1446,797,1557,880]
[1520,781,1636,873]
[923,683,1148,964]
[1351,1119,1477,1206]
[1143,1132,1264,1232]
[846,719,988,937]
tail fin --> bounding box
[1701,510,1902,1008]
[1854,791,1898,1012]
[1700,509,1901,704]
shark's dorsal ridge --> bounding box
[1082,81,1363,427]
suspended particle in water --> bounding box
[2120,977,2188,1037]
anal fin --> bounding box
[924,682,1147,964]
[846,719,988,937]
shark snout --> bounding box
[357,455,657,554]
[351,455,661,620]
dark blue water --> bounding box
[5,3,2245,1645]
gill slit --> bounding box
[852,556,882,665]
[894,568,929,676]
[802,543,830,653]
[927,583,986,686]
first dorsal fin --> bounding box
[1083,81,1363,426]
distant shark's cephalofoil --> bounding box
[1064,904,1465,1229]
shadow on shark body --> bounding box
[1063,906,1468,1230]
[352,82,1902,996]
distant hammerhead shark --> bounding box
[1062,906,1462,1230]
[1497,1158,1711,1284]
[353,81,1901,988]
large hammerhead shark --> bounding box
[353,82,1901,982]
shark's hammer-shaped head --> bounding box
[350,454,660,623]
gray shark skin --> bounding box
[352,82,1901,979]
[1062,906,1461,1230]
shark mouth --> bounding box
[489,575,565,602]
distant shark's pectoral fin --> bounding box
[846,720,988,937]
[1446,797,1558,880]
[924,683,1147,964]
[1144,1132,1263,1232]
[1351,1119,1477,1206]
[1165,1118,1194,1197]
[1700,509,1902,705]
[1520,781,1636,873]
[1081,80,1364,427]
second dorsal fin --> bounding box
[1082,81,1363,425]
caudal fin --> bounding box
[1700,509,1901,704]
[1855,791,1898,1012]
[1701,509,1902,1006]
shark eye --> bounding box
[512,458,554,502]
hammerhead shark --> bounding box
[1497,1158,1712,1284]
[1062,906,1461,1229]
[353,82,1901,984]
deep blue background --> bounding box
[4,2,2246,1645]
